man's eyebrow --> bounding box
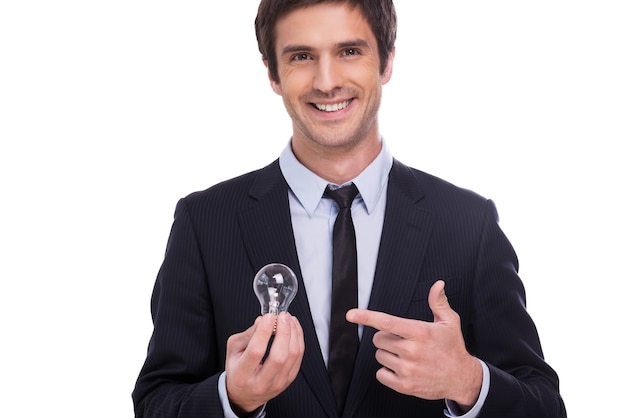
[280,44,314,57]
[335,38,371,50]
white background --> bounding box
[1,1,624,417]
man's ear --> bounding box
[381,46,395,85]
[263,59,282,96]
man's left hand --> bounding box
[346,280,482,412]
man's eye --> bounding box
[292,53,311,61]
[344,48,360,56]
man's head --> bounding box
[258,1,395,171]
[255,0,397,83]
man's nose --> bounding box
[312,56,343,93]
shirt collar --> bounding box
[279,139,393,217]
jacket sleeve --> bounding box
[470,200,566,417]
[132,198,226,418]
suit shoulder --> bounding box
[179,159,282,213]
[394,161,503,242]
[395,160,489,206]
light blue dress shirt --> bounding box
[280,141,392,362]
[219,140,489,417]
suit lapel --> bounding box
[344,160,436,417]
[238,161,338,418]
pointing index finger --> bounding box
[347,308,414,338]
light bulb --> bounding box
[253,263,298,315]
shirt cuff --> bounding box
[218,372,266,418]
[444,360,490,418]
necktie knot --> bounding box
[324,183,359,209]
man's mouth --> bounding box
[313,99,353,112]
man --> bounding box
[133,1,566,417]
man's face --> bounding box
[269,3,394,153]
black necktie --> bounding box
[324,183,359,414]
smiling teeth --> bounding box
[315,100,351,112]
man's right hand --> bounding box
[225,312,305,414]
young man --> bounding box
[133,1,566,417]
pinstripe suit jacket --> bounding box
[133,159,566,417]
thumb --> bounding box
[428,280,453,323]
[227,315,270,355]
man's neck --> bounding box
[290,135,383,185]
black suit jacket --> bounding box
[133,159,566,417]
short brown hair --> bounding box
[255,0,397,82]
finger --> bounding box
[375,366,412,396]
[289,315,305,359]
[260,314,304,386]
[346,308,416,339]
[286,316,305,379]
[238,314,276,369]
[374,347,401,373]
[256,313,304,388]
[259,313,293,370]
[427,280,455,323]
[227,317,261,354]
[371,329,404,352]
[273,312,294,345]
